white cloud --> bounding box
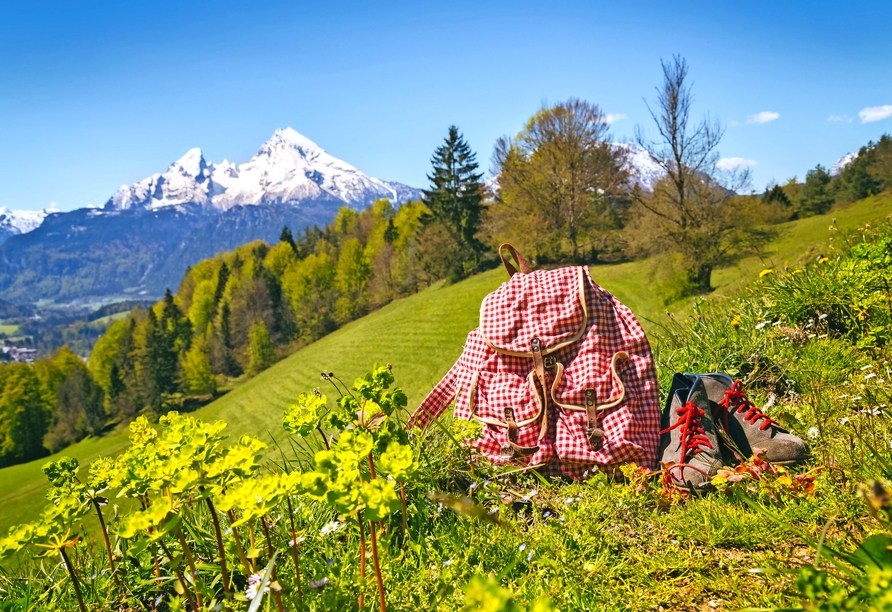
[603,113,627,124]
[716,157,757,171]
[828,114,854,123]
[728,120,740,127]
[859,105,892,123]
[746,111,780,124]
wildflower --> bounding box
[488,506,499,515]
[755,321,768,330]
[807,427,819,440]
[865,372,877,380]
[320,520,342,536]
[246,570,270,600]
[309,577,330,589]
[564,496,577,504]
[442,559,454,566]
[518,543,527,552]
[582,470,589,478]
[793,269,803,274]
[543,510,552,519]
[730,315,741,329]
[527,551,534,562]
[818,256,829,264]
[818,313,828,320]
[468,482,478,491]
[759,269,774,278]
[765,393,776,408]
[289,535,306,547]
[483,480,491,487]
[839,417,850,425]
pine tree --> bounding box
[280,225,297,253]
[798,165,834,217]
[424,126,485,268]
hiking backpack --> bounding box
[409,245,661,477]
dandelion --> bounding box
[759,269,774,278]
[442,559,454,566]
[730,315,741,329]
[518,543,527,552]
[818,256,829,264]
[246,570,270,600]
[807,427,819,440]
[320,520,342,536]
[309,577,330,589]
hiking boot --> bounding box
[698,374,809,466]
[659,376,723,491]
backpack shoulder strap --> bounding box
[498,243,533,277]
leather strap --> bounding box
[499,243,533,277]
[585,388,605,449]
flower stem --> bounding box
[368,521,387,612]
[260,516,285,612]
[399,483,408,538]
[285,497,304,611]
[357,512,367,609]
[59,546,87,612]
[160,540,198,612]
[226,510,254,573]
[316,425,331,451]
[92,499,118,580]
[204,496,231,605]
[177,526,204,611]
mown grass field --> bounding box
[0,193,889,535]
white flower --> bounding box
[865,372,877,380]
[518,543,527,552]
[564,497,577,504]
[807,427,819,440]
[320,520,342,536]
[442,559,453,566]
[839,417,850,425]
[765,393,776,408]
[309,577,330,589]
[289,536,306,547]
[543,510,552,519]
[818,313,828,320]
[527,551,533,561]
[468,482,478,491]
[246,570,269,600]
[755,322,768,330]
[527,489,538,498]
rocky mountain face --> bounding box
[0,129,422,304]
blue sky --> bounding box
[2,0,890,212]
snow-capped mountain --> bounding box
[0,207,51,245]
[617,143,666,192]
[830,151,859,177]
[107,128,422,211]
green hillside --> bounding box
[1,193,890,532]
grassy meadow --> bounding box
[1,194,890,532]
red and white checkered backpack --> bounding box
[409,244,661,477]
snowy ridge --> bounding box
[0,207,50,235]
[830,151,858,177]
[107,128,422,211]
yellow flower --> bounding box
[730,315,741,329]
[759,269,774,278]
[818,256,830,264]
[792,269,803,274]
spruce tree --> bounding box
[280,225,297,253]
[424,126,485,266]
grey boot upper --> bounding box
[659,376,723,490]
[698,374,810,465]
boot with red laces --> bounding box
[658,376,723,491]
[698,374,809,465]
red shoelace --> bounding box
[715,380,778,431]
[660,400,713,462]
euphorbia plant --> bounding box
[284,364,418,612]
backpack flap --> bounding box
[479,266,589,357]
